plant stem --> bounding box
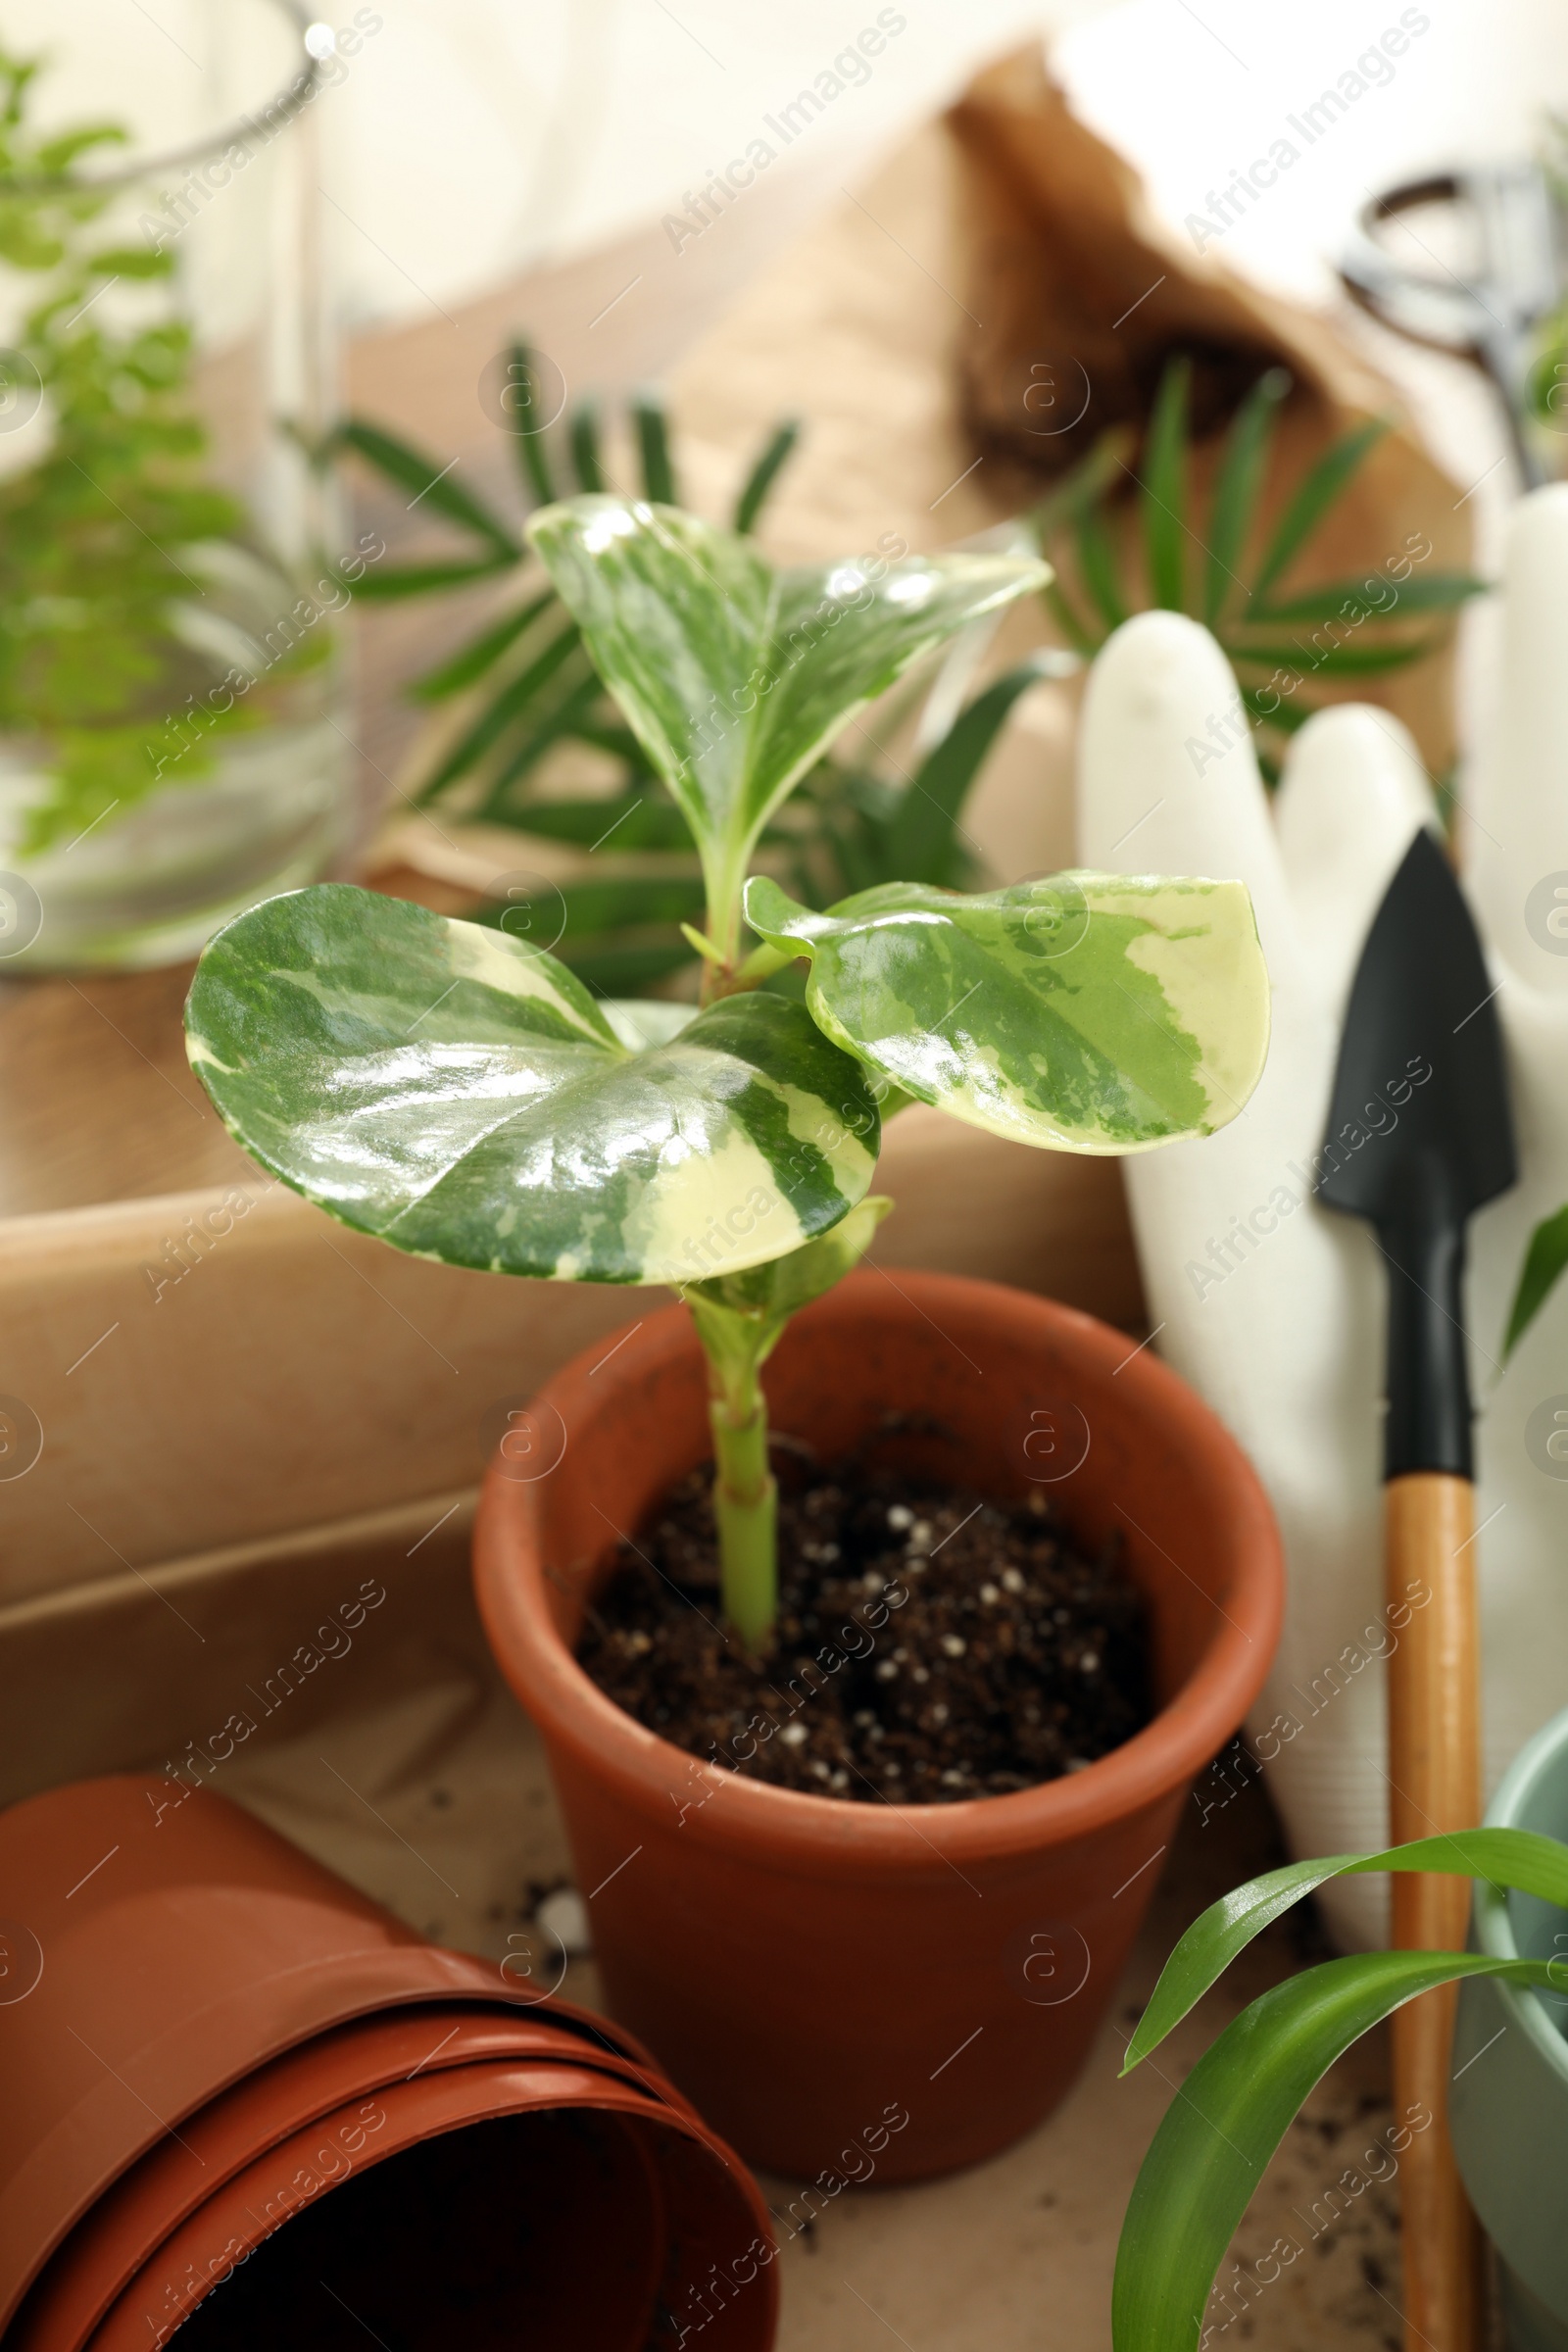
[699,838,751,1004]
[710,1379,777,1651]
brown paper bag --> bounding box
[946,49,1472,776]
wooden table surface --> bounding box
[0,964,250,1218]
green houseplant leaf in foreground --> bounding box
[1501,1198,1568,1361]
[187,497,1272,1647]
[1111,1828,1568,2352]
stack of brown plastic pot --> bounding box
[0,1776,777,2352]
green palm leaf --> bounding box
[409,590,556,702]
[475,671,608,815]
[491,791,695,853]
[342,557,516,603]
[335,420,518,557]
[560,937,700,995]
[1074,504,1130,632]
[1245,570,1485,624]
[634,394,677,505]
[474,873,708,944]
[1141,356,1191,612]
[418,623,585,799]
[1239,686,1311,731]
[733,418,802,535]
[505,343,556,508]
[1250,416,1389,605]
[1228,634,1442,675]
[569,398,604,493]
[1202,368,1289,626]
[1503,1200,1568,1358]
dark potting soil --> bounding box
[578,1455,1153,1804]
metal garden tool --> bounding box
[1340,160,1564,490]
[1320,826,1517,2352]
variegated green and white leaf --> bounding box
[525,496,1049,947]
[184,884,879,1287]
[743,871,1269,1154]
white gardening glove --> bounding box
[1075,484,1568,1946]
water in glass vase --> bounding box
[0,0,351,972]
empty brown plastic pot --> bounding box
[475,1271,1285,2182]
[0,1775,777,2350]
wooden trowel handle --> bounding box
[1385,1471,1484,2352]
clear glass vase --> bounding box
[0,0,354,972]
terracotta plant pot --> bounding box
[1451,1705,1568,2352]
[0,1774,776,2351]
[475,1270,1284,2182]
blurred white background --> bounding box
[14,0,1566,326]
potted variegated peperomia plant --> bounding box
[184,497,1282,2180]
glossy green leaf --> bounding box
[1503,1200,1568,1359]
[732,418,801,535]
[1112,1947,1564,2352]
[1202,368,1290,625]
[184,884,879,1287]
[336,420,518,557]
[1124,1826,1568,2074]
[526,497,1049,947]
[597,999,701,1050]
[1141,357,1190,612]
[743,870,1269,1154]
